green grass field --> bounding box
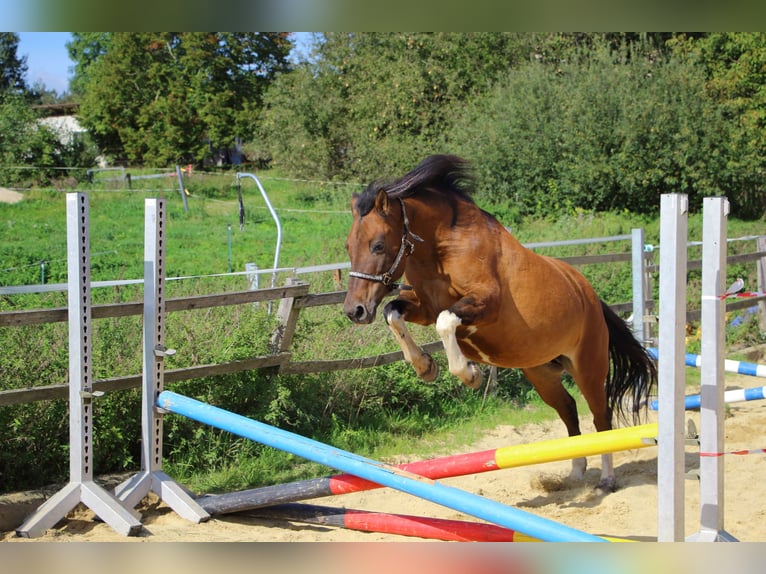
[1,172,354,291]
[1,171,764,494]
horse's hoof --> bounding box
[420,354,439,382]
[463,364,483,390]
[594,477,618,494]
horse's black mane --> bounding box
[355,154,476,217]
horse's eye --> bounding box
[372,242,385,254]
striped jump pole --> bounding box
[650,386,766,411]
[196,419,656,516]
[647,347,766,378]
[157,391,607,542]
[647,348,766,410]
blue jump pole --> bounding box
[647,347,766,378]
[650,385,766,411]
[157,391,606,543]
[647,348,766,410]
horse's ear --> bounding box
[350,193,360,216]
[374,189,390,216]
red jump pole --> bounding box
[198,423,657,515]
[244,502,536,542]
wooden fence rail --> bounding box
[2,242,765,408]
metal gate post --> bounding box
[114,198,209,523]
[656,193,688,542]
[631,227,647,344]
[16,193,142,538]
[688,197,737,542]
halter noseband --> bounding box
[349,198,423,290]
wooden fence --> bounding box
[2,236,765,408]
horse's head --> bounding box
[344,188,412,324]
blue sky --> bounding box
[16,32,314,96]
[18,32,73,94]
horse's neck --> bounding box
[407,196,485,264]
[407,197,531,271]
[404,198,442,246]
[406,194,458,236]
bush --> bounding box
[0,96,96,187]
[448,43,733,220]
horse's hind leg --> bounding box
[568,354,617,493]
[522,363,587,481]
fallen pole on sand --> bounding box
[158,391,608,542]
[241,503,633,543]
[242,502,539,542]
[195,420,657,516]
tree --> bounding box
[448,41,731,219]
[258,32,698,183]
[259,33,554,181]
[669,33,766,219]
[70,32,292,166]
[27,80,62,105]
[0,34,88,186]
[67,32,112,97]
[0,33,28,101]
[0,94,73,186]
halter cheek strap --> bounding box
[349,198,423,290]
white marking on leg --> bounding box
[570,456,587,480]
[436,311,481,388]
[436,311,467,375]
[598,453,616,491]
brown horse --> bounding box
[343,154,657,492]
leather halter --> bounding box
[348,198,423,290]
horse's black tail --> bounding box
[601,300,658,425]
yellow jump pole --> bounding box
[198,423,658,516]
[494,423,658,469]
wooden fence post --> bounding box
[270,277,305,354]
[757,237,766,333]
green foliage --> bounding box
[258,33,547,181]
[71,32,292,166]
[668,33,766,219]
[0,96,90,187]
[256,32,766,221]
[0,33,28,99]
[450,42,732,221]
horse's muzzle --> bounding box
[344,302,376,324]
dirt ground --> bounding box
[1,372,764,544]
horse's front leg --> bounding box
[435,310,483,389]
[383,299,439,382]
